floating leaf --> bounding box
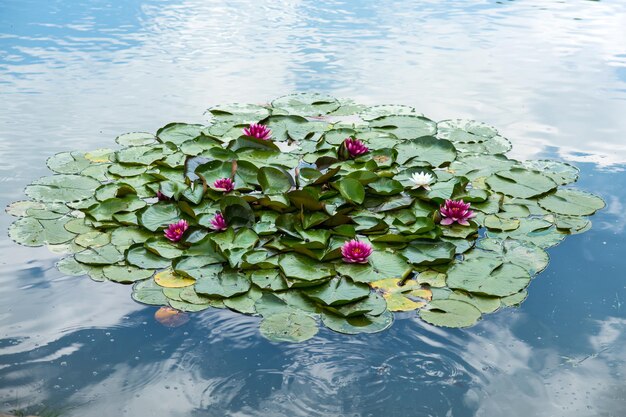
[249,269,288,291]
[523,160,579,185]
[157,123,203,146]
[279,253,335,282]
[9,217,75,246]
[25,175,101,202]
[47,151,91,174]
[370,278,432,312]
[419,299,482,328]
[321,310,394,335]
[154,268,195,288]
[402,241,455,266]
[325,292,387,317]
[132,279,168,306]
[395,136,456,167]
[360,104,417,121]
[486,168,557,199]
[103,265,154,284]
[336,178,365,205]
[75,244,124,265]
[538,189,605,216]
[336,251,412,283]
[195,268,250,298]
[483,215,520,231]
[258,166,293,194]
[303,277,370,306]
[116,132,157,147]
[139,203,182,232]
[370,115,437,140]
[501,290,528,307]
[477,238,549,275]
[260,311,319,342]
[437,119,498,142]
[272,92,339,116]
[446,257,531,297]
[126,244,170,269]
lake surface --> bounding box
[1,0,626,416]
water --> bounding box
[1,0,625,415]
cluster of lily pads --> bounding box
[7,93,605,342]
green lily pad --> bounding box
[258,166,293,194]
[9,217,75,246]
[335,251,412,283]
[538,189,605,216]
[303,277,370,306]
[370,115,437,140]
[47,151,92,174]
[446,257,531,297]
[260,311,319,342]
[486,168,557,199]
[132,279,168,306]
[75,244,124,265]
[248,269,288,291]
[126,244,170,269]
[325,292,387,317]
[419,299,482,328]
[157,123,203,146]
[402,241,456,266]
[139,203,182,232]
[395,136,457,167]
[437,119,498,142]
[272,92,339,116]
[278,253,335,282]
[116,132,157,147]
[336,178,365,205]
[523,160,579,185]
[477,238,549,275]
[195,268,250,298]
[103,265,155,284]
[321,310,394,335]
[25,175,101,202]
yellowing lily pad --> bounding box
[154,268,195,288]
[370,278,432,312]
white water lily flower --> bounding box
[411,171,434,190]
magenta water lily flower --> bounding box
[439,199,477,226]
[210,212,228,231]
[341,240,373,264]
[164,220,188,242]
[243,123,272,140]
[213,177,234,192]
[343,137,369,158]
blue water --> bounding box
[1,0,626,416]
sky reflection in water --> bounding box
[1,0,626,416]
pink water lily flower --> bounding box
[341,240,373,264]
[164,220,188,242]
[243,123,272,140]
[210,212,228,231]
[343,137,369,158]
[213,177,234,192]
[439,199,476,226]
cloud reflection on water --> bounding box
[1,0,626,415]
